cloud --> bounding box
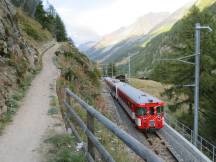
[47,0,194,44]
[76,0,194,35]
[65,24,100,45]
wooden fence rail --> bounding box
[62,88,163,162]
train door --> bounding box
[156,106,164,116]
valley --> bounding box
[82,0,216,150]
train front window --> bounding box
[157,106,164,115]
[150,107,154,115]
[135,108,147,116]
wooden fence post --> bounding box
[65,92,71,131]
[56,87,68,131]
[87,112,95,160]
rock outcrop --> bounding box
[0,0,39,115]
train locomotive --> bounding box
[104,77,165,129]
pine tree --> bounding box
[34,2,67,42]
[55,15,67,42]
[34,1,47,28]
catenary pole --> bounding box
[193,23,201,146]
[193,23,212,146]
[159,23,212,147]
[128,55,131,83]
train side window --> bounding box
[150,107,154,115]
[135,108,147,116]
[157,106,164,115]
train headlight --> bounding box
[135,118,141,127]
[132,112,135,119]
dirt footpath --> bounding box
[0,44,60,162]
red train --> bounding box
[104,77,165,129]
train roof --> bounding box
[104,77,163,104]
[104,77,120,85]
[118,82,162,105]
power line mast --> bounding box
[159,23,212,147]
[128,52,139,83]
[193,23,212,146]
[112,64,114,78]
[128,55,131,83]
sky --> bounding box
[46,0,194,45]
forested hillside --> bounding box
[130,2,216,143]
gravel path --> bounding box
[0,44,60,162]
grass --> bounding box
[16,9,52,43]
[130,78,166,99]
[44,134,86,162]
[95,123,136,162]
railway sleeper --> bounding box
[154,150,159,155]
[147,139,153,145]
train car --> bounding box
[104,77,122,98]
[104,77,165,129]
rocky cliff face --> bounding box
[0,0,39,115]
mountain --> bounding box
[66,24,101,46]
[97,12,169,47]
[85,12,170,60]
[117,0,215,76]
[85,2,195,64]
[78,41,97,53]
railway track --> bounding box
[143,131,178,162]
[103,82,179,162]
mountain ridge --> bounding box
[84,12,170,60]
[84,2,194,64]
